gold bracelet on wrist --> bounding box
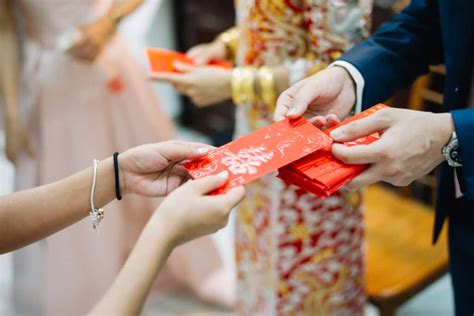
[257,66,277,108]
[217,27,239,62]
[231,67,256,106]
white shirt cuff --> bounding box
[329,60,365,114]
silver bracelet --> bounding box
[90,159,104,231]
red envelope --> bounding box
[278,104,387,198]
[183,117,333,194]
[146,47,232,73]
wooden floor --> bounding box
[364,185,448,315]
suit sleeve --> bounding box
[451,109,474,198]
[338,0,444,108]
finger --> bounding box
[308,116,326,129]
[274,79,307,121]
[209,186,246,209]
[329,109,392,142]
[157,140,212,162]
[186,171,229,195]
[332,142,383,165]
[286,78,324,119]
[148,72,183,84]
[344,165,383,190]
[173,61,197,73]
[325,114,340,128]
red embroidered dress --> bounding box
[233,1,373,315]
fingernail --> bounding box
[330,128,344,140]
[197,147,210,154]
[217,171,228,179]
[287,107,297,116]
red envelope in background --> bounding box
[278,104,387,198]
[146,47,232,73]
[183,117,333,194]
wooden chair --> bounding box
[364,185,449,316]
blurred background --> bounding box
[0,0,454,315]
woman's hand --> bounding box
[152,171,245,247]
[150,62,232,107]
[67,16,116,62]
[187,41,228,66]
[119,141,211,197]
[5,115,32,163]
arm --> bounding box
[0,0,31,162]
[89,173,245,315]
[0,0,18,117]
[339,0,443,108]
[0,141,211,253]
[107,0,144,23]
[68,0,144,61]
[0,158,115,253]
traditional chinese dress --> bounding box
[233,1,373,315]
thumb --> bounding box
[174,61,197,73]
[186,171,229,195]
[287,81,323,119]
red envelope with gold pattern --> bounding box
[278,104,387,198]
[183,117,333,194]
[146,47,232,73]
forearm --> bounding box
[108,0,143,23]
[0,158,116,253]
[89,217,174,316]
[0,0,20,117]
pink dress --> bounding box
[12,1,229,314]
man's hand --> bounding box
[329,108,454,189]
[274,66,355,121]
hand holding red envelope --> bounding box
[146,47,232,73]
[184,104,387,197]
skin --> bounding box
[275,66,454,190]
[68,0,144,62]
[0,0,32,163]
[150,40,289,108]
[0,140,245,315]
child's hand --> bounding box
[151,171,245,247]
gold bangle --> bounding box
[257,66,276,107]
[217,27,239,62]
[231,67,256,106]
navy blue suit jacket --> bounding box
[339,0,474,242]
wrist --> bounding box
[147,210,180,250]
[117,154,127,196]
[221,70,232,100]
[212,40,228,60]
[95,157,117,207]
[434,112,455,162]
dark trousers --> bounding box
[449,197,474,316]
